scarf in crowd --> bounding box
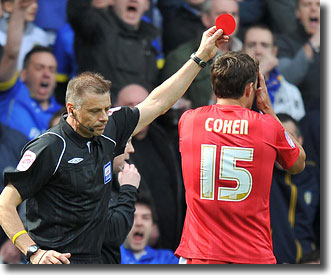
[265,68,282,105]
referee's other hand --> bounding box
[31,249,71,264]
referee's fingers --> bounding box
[47,252,70,264]
[57,252,71,264]
[122,162,130,172]
[128,164,136,170]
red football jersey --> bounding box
[175,105,300,264]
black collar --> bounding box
[60,113,95,149]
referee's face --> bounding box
[76,92,111,137]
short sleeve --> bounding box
[273,119,300,170]
[4,134,63,200]
[108,106,140,157]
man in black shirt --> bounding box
[0,26,229,264]
[67,0,160,102]
[102,137,141,264]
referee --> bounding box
[0,27,230,264]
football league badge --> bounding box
[104,161,112,184]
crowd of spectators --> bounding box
[0,0,321,264]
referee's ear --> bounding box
[66,102,74,116]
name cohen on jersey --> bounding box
[205,118,248,135]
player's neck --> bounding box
[216,98,245,108]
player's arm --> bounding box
[255,72,306,174]
[0,0,31,85]
[132,26,229,136]
[277,129,305,174]
[0,184,71,264]
[281,130,305,174]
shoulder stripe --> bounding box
[107,106,121,116]
[101,134,116,145]
[38,132,66,175]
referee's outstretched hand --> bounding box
[195,26,230,64]
[31,249,71,264]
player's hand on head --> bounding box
[255,72,274,116]
[196,26,229,62]
[118,163,141,189]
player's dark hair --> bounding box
[211,51,259,99]
[23,45,55,69]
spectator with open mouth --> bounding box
[0,0,62,140]
[67,0,161,103]
[276,0,320,112]
[120,191,179,264]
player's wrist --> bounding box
[263,107,276,117]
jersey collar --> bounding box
[60,113,94,149]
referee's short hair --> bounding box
[65,72,112,109]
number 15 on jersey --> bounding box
[200,145,254,202]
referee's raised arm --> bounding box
[132,26,229,137]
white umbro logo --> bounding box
[68,158,84,164]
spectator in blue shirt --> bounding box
[0,0,52,70]
[0,0,62,140]
[121,192,179,264]
[34,0,68,44]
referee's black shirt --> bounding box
[4,107,139,263]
